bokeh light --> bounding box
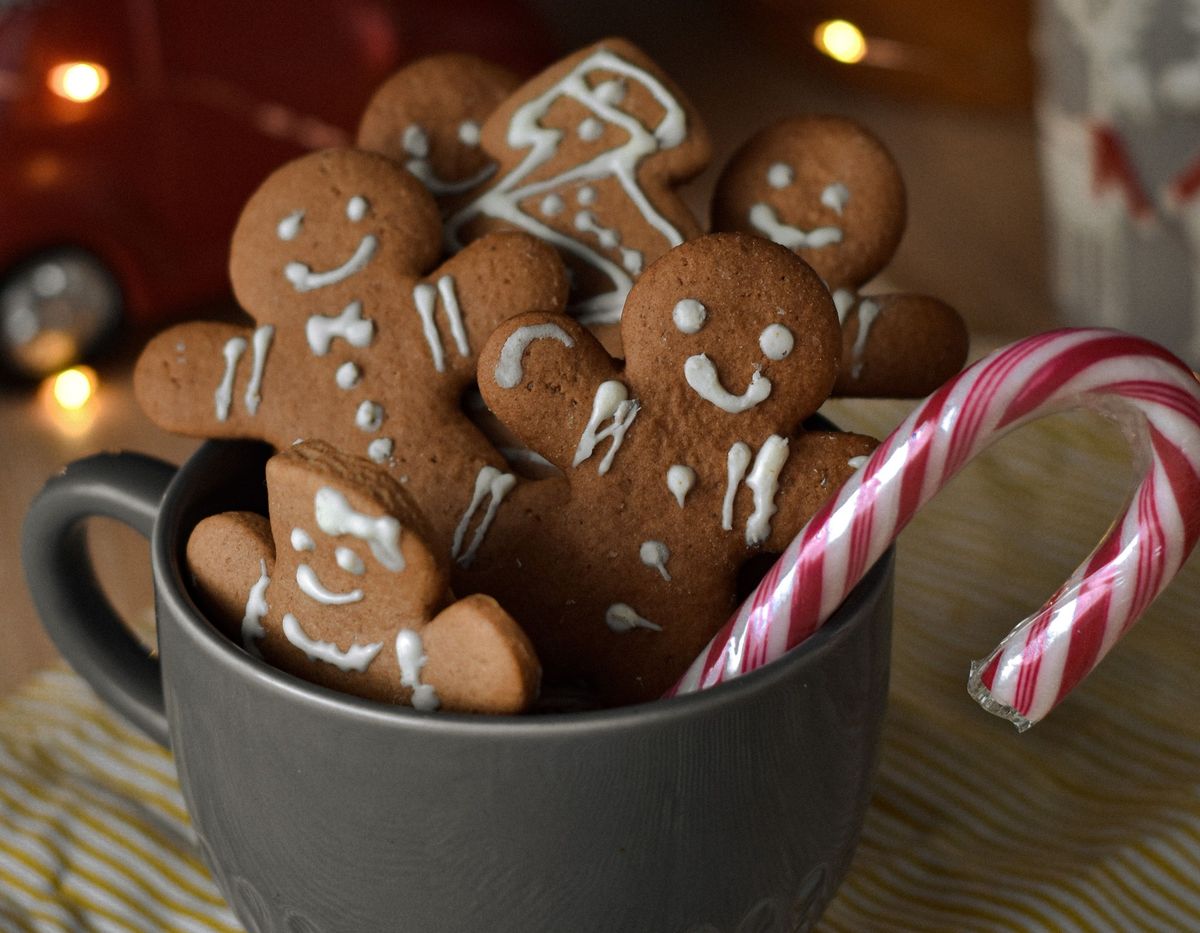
[813,20,868,65]
[50,366,97,412]
[47,62,110,103]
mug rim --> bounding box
[154,439,894,739]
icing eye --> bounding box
[277,210,304,241]
[766,162,794,189]
[672,298,707,334]
[336,546,365,575]
[402,124,429,158]
[346,196,369,222]
[820,181,850,215]
[457,120,481,146]
[290,527,315,551]
[759,323,794,360]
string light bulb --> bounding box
[50,366,97,411]
[47,62,110,103]
[813,19,868,65]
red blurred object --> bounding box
[0,0,553,376]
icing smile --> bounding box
[285,234,378,292]
[747,202,842,250]
[296,563,363,605]
[684,353,772,413]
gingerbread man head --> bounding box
[464,233,877,704]
[135,147,569,553]
[357,53,522,208]
[712,115,968,398]
[187,441,540,714]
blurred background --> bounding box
[3,0,1197,695]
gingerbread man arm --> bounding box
[415,232,570,385]
[134,321,273,439]
[478,312,622,471]
[186,510,275,649]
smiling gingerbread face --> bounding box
[357,53,522,207]
[620,233,842,447]
[711,115,905,290]
[229,148,442,320]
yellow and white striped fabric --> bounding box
[3,398,1199,931]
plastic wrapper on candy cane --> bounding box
[667,329,1200,730]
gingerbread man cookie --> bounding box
[711,115,968,397]
[461,233,877,704]
[444,37,711,328]
[188,441,539,713]
[357,53,522,209]
[134,147,569,554]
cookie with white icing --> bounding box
[711,115,968,397]
[134,147,569,555]
[444,37,711,329]
[186,441,540,714]
[357,53,521,211]
[460,233,876,705]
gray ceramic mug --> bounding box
[22,440,894,933]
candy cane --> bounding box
[667,329,1200,730]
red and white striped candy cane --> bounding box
[667,329,1200,729]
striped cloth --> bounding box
[3,399,1199,931]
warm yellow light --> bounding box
[814,19,868,65]
[48,62,109,103]
[51,366,97,411]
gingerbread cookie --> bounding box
[444,37,711,327]
[460,233,877,704]
[134,147,569,555]
[712,115,968,397]
[187,441,540,714]
[357,53,521,209]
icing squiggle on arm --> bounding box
[573,380,640,474]
[413,276,469,372]
[241,560,270,657]
[215,336,247,422]
[493,323,575,388]
[451,466,517,567]
[396,629,439,710]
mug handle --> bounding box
[22,452,177,747]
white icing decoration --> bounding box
[578,117,604,141]
[413,275,469,373]
[336,547,365,575]
[850,298,882,378]
[577,185,596,206]
[684,354,772,413]
[336,361,361,389]
[285,235,378,292]
[748,202,842,250]
[494,323,575,388]
[403,122,497,196]
[574,210,621,249]
[758,323,794,360]
[573,380,640,474]
[743,435,790,546]
[368,438,394,463]
[451,466,517,568]
[446,47,690,325]
[396,629,439,710]
[290,528,315,552]
[848,455,870,470]
[296,563,363,606]
[403,124,430,158]
[672,298,706,334]
[215,336,247,422]
[243,325,274,415]
[541,194,565,216]
[458,120,482,146]
[605,603,662,633]
[313,487,404,571]
[639,540,671,581]
[241,560,270,657]
[667,464,696,507]
[307,301,374,356]
[832,288,856,322]
[767,162,793,189]
[356,400,384,432]
[282,613,383,672]
[821,182,850,215]
[722,443,752,530]
[592,78,626,105]
[346,195,368,222]
[622,249,644,274]
[277,210,304,241]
